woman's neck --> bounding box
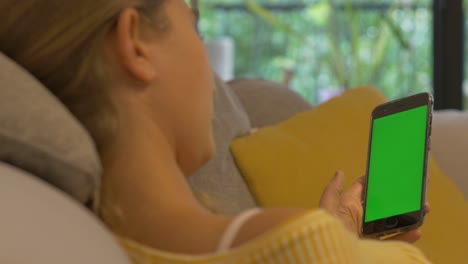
[98,105,230,254]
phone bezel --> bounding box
[361,92,433,238]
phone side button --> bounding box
[429,114,432,136]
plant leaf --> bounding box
[244,0,304,41]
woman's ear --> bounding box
[110,8,157,84]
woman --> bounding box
[1,0,429,262]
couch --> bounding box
[1,52,467,263]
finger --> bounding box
[425,202,431,214]
[387,229,422,244]
[319,171,345,211]
[341,176,366,201]
[338,176,365,234]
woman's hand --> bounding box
[319,171,364,236]
[319,171,428,243]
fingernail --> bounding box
[334,171,341,179]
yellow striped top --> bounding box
[118,210,431,264]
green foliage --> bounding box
[199,0,432,104]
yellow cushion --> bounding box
[231,87,468,263]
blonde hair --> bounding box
[0,0,167,154]
[1,0,215,234]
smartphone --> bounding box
[361,92,433,238]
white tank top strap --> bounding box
[216,208,263,253]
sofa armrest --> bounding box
[228,78,312,128]
[431,110,468,199]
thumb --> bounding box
[320,171,345,212]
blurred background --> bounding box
[198,0,467,109]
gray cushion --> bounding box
[0,161,130,264]
[188,76,257,214]
[229,78,313,128]
[0,52,101,204]
[431,110,468,200]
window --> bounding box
[464,0,468,109]
[200,0,434,105]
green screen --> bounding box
[364,105,428,222]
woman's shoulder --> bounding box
[117,209,351,264]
